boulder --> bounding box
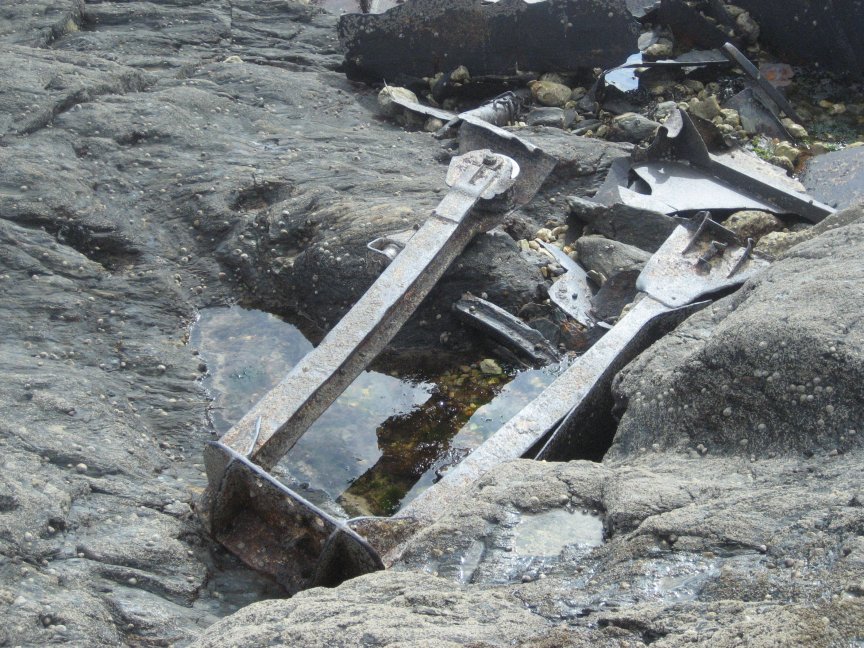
[610,205,864,458]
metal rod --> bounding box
[721,42,803,124]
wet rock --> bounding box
[526,107,575,129]
[608,112,661,143]
[568,197,679,252]
[688,95,723,122]
[479,358,503,375]
[773,141,799,165]
[755,206,864,258]
[734,10,760,44]
[574,235,651,279]
[192,571,554,648]
[611,204,864,458]
[229,454,864,646]
[339,0,639,81]
[653,100,679,122]
[801,146,864,210]
[643,39,673,58]
[731,0,864,78]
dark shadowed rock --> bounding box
[608,112,661,143]
[568,196,679,252]
[339,0,639,81]
[732,0,864,78]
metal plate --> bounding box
[636,219,770,307]
[203,442,384,594]
[631,161,779,214]
[538,241,596,328]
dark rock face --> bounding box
[801,146,864,210]
[339,0,639,81]
[732,0,864,78]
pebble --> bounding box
[773,141,799,165]
[424,118,444,133]
[529,80,572,108]
[534,227,554,242]
[643,40,673,58]
[735,11,760,43]
[688,96,722,121]
[610,112,661,143]
[479,358,503,375]
[782,118,808,139]
[75,463,88,474]
[377,86,418,118]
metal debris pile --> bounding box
[201,0,863,595]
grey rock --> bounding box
[753,205,864,259]
[568,198,679,252]
[653,100,679,122]
[610,204,864,458]
[731,0,864,78]
[526,107,575,129]
[801,146,864,210]
[530,80,573,108]
[339,0,639,80]
[608,112,661,143]
[210,453,864,646]
[574,235,651,279]
[722,210,785,241]
[192,571,554,648]
[688,95,723,121]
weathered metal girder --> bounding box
[454,293,560,365]
[338,0,640,81]
[216,150,519,472]
[401,214,770,521]
[199,150,523,589]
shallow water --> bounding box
[513,509,604,555]
[191,306,561,516]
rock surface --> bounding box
[4,0,864,646]
[611,204,864,459]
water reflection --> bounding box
[192,306,561,517]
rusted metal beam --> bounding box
[217,151,520,471]
[400,215,770,521]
